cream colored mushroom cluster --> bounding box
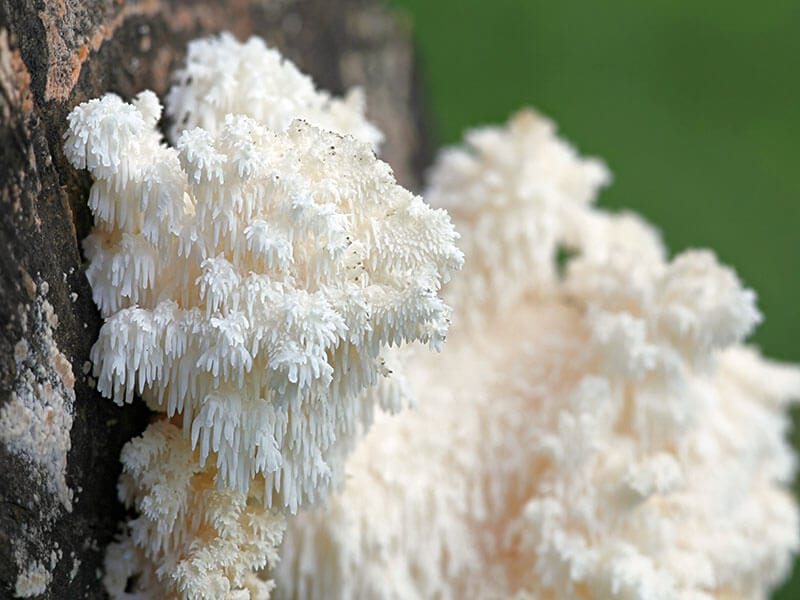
[67,31,800,600]
[275,111,800,600]
[65,35,461,598]
[426,110,611,318]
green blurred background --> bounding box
[390,0,800,597]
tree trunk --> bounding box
[0,1,431,597]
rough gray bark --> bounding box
[0,1,431,597]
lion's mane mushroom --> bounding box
[64,35,461,599]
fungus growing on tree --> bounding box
[64,30,799,600]
[64,35,461,598]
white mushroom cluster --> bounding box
[275,111,800,600]
[103,421,284,600]
[64,35,461,599]
[165,33,382,148]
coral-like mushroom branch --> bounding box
[64,35,461,599]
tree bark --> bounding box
[0,1,431,597]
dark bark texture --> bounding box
[0,1,431,597]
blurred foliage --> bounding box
[390,1,800,597]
